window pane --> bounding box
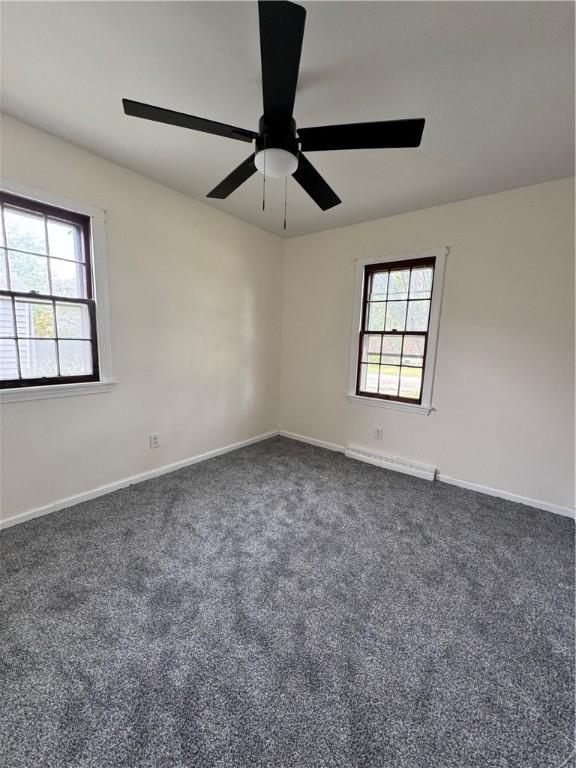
[402,336,425,367]
[48,220,83,262]
[409,267,433,299]
[399,367,423,399]
[15,299,55,338]
[56,303,91,339]
[388,270,410,301]
[406,300,430,331]
[0,297,14,337]
[379,365,400,396]
[4,207,47,254]
[359,362,379,393]
[385,301,407,332]
[8,250,49,294]
[58,339,92,376]
[367,302,385,331]
[0,250,7,290]
[381,336,402,366]
[18,339,57,378]
[0,339,18,379]
[370,272,388,301]
[361,334,382,363]
[50,258,86,298]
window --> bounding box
[0,191,99,389]
[349,249,446,413]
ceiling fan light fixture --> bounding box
[255,148,298,178]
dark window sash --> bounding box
[0,192,99,389]
[356,257,436,405]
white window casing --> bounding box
[347,247,448,415]
[0,178,115,402]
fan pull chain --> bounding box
[283,175,288,231]
[262,153,266,211]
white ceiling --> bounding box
[1,1,574,237]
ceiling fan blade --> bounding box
[298,119,425,151]
[206,154,257,199]
[293,154,341,211]
[259,1,306,117]
[122,99,256,143]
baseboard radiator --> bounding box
[345,444,437,481]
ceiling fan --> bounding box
[123,1,425,213]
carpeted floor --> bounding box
[0,436,574,768]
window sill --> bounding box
[0,380,117,403]
[347,393,433,415]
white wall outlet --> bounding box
[374,427,383,440]
[149,433,160,449]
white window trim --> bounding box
[347,247,448,415]
[0,178,116,403]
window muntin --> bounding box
[0,192,99,388]
[356,257,435,404]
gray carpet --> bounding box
[0,436,574,768]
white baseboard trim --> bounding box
[437,473,575,520]
[278,430,345,453]
[3,428,572,529]
[345,444,437,481]
[279,431,574,520]
[0,430,279,531]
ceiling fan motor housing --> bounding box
[256,113,298,155]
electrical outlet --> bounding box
[374,427,383,440]
[149,433,160,449]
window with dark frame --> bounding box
[0,191,99,389]
[356,257,435,404]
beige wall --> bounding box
[280,178,575,510]
[0,115,283,521]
